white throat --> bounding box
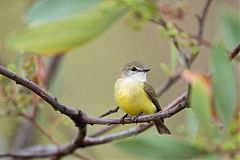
[127,72,147,82]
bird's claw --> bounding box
[132,112,143,124]
[132,116,138,124]
[120,114,128,125]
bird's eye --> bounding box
[131,67,137,71]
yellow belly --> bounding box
[114,78,157,116]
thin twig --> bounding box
[99,106,119,117]
[1,43,239,159]
[11,55,45,151]
[18,112,59,145]
[155,0,213,97]
[12,54,64,150]
[190,0,213,63]
[172,37,190,68]
[0,124,151,159]
[230,42,240,60]
[84,94,188,125]
[0,2,239,158]
[0,66,80,120]
[51,126,87,159]
[0,66,185,125]
[196,0,213,45]
[93,106,120,137]
[149,19,212,48]
[0,90,186,159]
[163,92,187,111]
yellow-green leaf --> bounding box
[9,2,126,55]
[186,109,198,140]
[211,42,237,125]
[190,80,211,130]
[219,10,240,49]
[27,0,100,24]
[116,135,209,160]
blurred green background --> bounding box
[0,0,239,159]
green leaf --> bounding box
[190,80,211,130]
[211,42,237,125]
[170,40,177,72]
[27,0,100,24]
[9,1,126,55]
[116,135,209,160]
[186,109,198,140]
[219,11,240,49]
[203,154,219,160]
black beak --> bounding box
[143,68,150,72]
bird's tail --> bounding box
[154,119,171,135]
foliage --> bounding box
[211,42,237,125]
[0,0,239,160]
[115,1,239,160]
[8,0,127,55]
[116,135,209,160]
[0,55,40,130]
[219,10,240,49]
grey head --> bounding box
[120,60,150,82]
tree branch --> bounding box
[154,0,214,97]
[0,123,151,159]
[230,42,240,60]
[84,94,187,125]
[99,106,119,117]
[18,112,59,145]
[0,66,80,120]
[11,54,64,152]
[196,0,213,45]
[0,65,187,126]
[0,85,187,159]
[172,38,190,68]
[1,35,238,160]
[0,39,238,158]
[190,0,213,62]
[0,1,239,159]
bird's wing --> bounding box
[143,82,162,112]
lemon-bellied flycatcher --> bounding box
[114,60,171,134]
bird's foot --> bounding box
[120,114,128,125]
[132,112,143,124]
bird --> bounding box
[114,60,171,134]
